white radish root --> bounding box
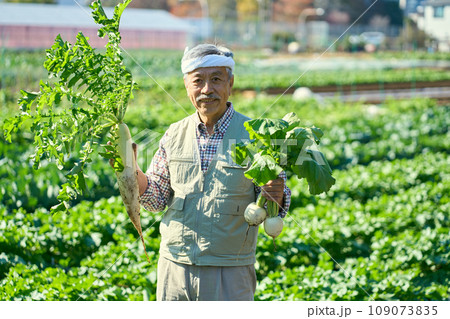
[116,123,150,263]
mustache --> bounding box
[196,94,220,102]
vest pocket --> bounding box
[169,194,186,211]
[211,198,257,256]
[218,163,254,195]
[160,194,186,255]
[168,156,201,193]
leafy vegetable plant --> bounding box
[233,112,336,238]
[2,0,150,262]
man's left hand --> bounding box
[261,178,285,208]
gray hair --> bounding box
[182,43,234,79]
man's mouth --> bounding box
[199,98,217,103]
[196,94,220,103]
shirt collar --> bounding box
[195,102,235,135]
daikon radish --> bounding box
[116,123,150,263]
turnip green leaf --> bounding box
[291,150,335,195]
[244,153,283,186]
[233,112,335,195]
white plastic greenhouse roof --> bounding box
[0,2,191,32]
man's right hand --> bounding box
[107,141,148,196]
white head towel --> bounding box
[181,54,235,74]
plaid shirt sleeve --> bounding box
[254,170,291,218]
[139,131,172,212]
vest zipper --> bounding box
[193,164,208,263]
[192,196,202,264]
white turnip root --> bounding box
[263,200,283,240]
[237,194,268,259]
[264,216,284,239]
[244,202,267,226]
[116,123,150,263]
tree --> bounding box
[236,0,258,21]
[399,17,428,49]
[209,0,237,21]
[272,0,314,23]
[327,0,403,26]
[128,0,169,10]
[98,0,169,10]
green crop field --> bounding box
[0,46,449,301]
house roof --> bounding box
[423,0,450,6]
[0,2,191,32]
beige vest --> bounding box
[159,111,257,266]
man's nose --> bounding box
[201,80,213,94]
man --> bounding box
[134,44,291,301]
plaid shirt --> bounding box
[140,103,291,217]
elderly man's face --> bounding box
[184,66,234,123]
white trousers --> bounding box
[156,257,257,301]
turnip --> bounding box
[263,200,283,238]
[264,216,284,239]
[232,112,336,247]
[244,194,267,226]
[238,194,267,259]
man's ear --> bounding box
[229,74,234,91]
[183,75,188,89]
